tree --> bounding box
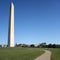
[47,44,52,48]
[52,44,56,48]
[30,44,35,47]
[40,42,47,48]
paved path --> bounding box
[35,50,51,60]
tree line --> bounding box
[0,42,60,48]
[15,43,60,48]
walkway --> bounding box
[35,50,51,60]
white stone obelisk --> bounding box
[8,2,14,47]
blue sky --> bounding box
[0,0,60,45]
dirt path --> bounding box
[35,50,51,60]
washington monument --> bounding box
[8,2,14,47]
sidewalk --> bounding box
[35,50,51,60]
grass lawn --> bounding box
[50,48,60,60]
[46,48,60,60]
[0,47,44,60]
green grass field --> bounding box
[0,47,60,60]
[50,48,60,60]
[0,47,44,60]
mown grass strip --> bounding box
[0,47,44,60]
